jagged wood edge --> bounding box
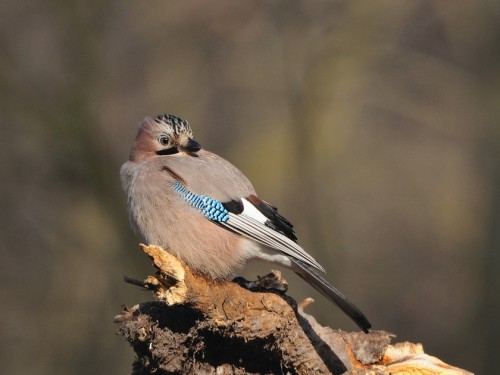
[114,245,473,375]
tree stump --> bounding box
[114,244,473,375]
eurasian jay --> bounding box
[121,114,371,333]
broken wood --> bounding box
[115,244,473,375]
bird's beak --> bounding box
[184,138,201,152]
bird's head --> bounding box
[129,114,201,161]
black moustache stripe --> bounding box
[156,147,179,155]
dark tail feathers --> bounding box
[292,259,371,333]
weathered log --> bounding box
[115,244,473,375]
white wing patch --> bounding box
[240,197,268,224]
[171,180,325,273]
[220,207,326,273]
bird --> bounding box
[121,113,371,333]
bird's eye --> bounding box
[159,136,169,146]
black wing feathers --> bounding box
[222,199,244,215]
[246,195,297,242]
[222,195,297,242]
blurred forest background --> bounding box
[1,1,499,374]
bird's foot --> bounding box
[232,270,288,294]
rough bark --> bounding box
[115,244,473,375]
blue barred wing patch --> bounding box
[171,182,325,272]
[172,181,229,222]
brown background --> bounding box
[2,1,498,374]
